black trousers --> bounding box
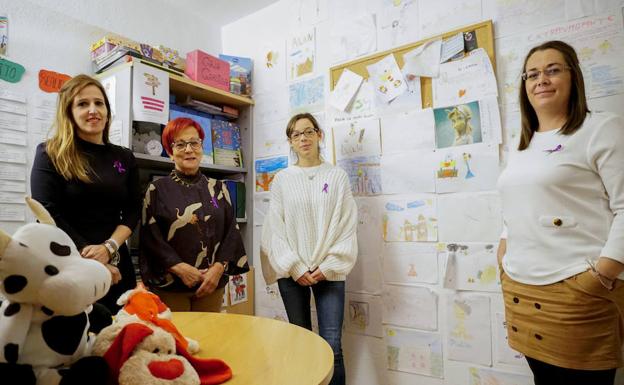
[526,356,616,385]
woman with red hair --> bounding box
[139,117,248,311]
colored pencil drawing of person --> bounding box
[497,40,624,385]
[260,113,358,385]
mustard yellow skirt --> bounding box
[501,270,624,370]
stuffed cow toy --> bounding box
[0,197,112,385]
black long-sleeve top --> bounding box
[140,170,248,291]
[30,139,141,312]
[31,139,141,249]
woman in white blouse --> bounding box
[497,40,624,384]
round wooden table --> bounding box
[172,312,334,385]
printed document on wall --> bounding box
[132,62,169,125]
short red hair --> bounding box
[161,117,205,155]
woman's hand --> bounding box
[81,244,110,264]
[310,268,326,282]
[295,271,317,286]
[195,263,224,298]
[105,264,122,284]
[169,262,202,288]
[496,239,507,267]
[596,257,624,280]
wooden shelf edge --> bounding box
[134,153,247,173]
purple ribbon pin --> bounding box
[544,144,563,154]
[322,183,329,193]
[113,160,126,173]
[211,196,219,208]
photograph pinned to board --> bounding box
[289,75,325,113]
[332,118,382,161]
[382,242,439,285]
[381,108,435,154]
[443,242,500,292]
[330,68,364,112]
[366,54,407,103]
[337,155,382,196]
[383,195,438,242]
[383,284,438,330]
[434,143,500,193]
[255,155,288,192]
[446,294,492,366]
[345,292,383,338]
[228,273,248,305]
[434,100,482,148]
[287,27,316,81]
[381,150,436,194]
[432,48,498,108]
[384,326,443,378]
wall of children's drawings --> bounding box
[223,1,624,384]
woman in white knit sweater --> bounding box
[261,113,357,385]
[497,40,624,385]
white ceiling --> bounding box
[163,0,279,27]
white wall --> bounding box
[0,0,225,233]
[223,1,624,384]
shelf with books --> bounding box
[96,58,254,269]
[134,153,247,174]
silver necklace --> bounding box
[300,164,322,180]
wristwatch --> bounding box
[218,261,229,273]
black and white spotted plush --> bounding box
[0,198,112,385]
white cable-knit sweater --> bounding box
[497,112,624,285]
[260,162,358,284]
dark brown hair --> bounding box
[286,112,321,139]
[518,40,589,150]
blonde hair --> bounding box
[46,74,111,182]
[446,105,473,135]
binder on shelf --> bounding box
[212,119,242,167]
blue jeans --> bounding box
[278,278,345,385]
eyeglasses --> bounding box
[172,139,202,151]
[521,64,571,82]
[290,128,319,141]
